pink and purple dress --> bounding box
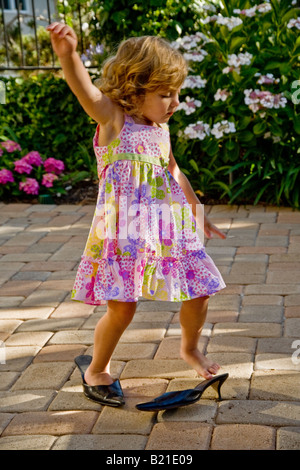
[71,114,225,305]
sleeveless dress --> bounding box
[71,114,226,305]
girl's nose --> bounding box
[172,94,180,107]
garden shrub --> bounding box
[0,139,66,200]
[58,0,201,48]
[57,0,300,207]
[170,0,300,208]
[0,73,99,200]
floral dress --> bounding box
[71,114,226,305]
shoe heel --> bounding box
[211,374,228,400]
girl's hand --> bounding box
[204,214,226,240]
[46,22,78,58]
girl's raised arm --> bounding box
[46,22,114,124]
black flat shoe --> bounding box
[136,373,229,412]
[75,355,125,407]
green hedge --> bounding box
[0,74,100,200]
[0,74,96,174]
[169,0,300,209]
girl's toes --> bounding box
[208,363,220,375]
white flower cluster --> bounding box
[257,3,272,13]
[211,121,236,139]
[255,73,280,85]
[184,120,236,140]
[184,121,211,140]
[233,3,272,17]
[177,97,202,115]
[171,34,210,63]
[228,52,253,67]
[244,89,287,113]
[194,0,217,13]
[234,6,256,17]
[201,14,243,30]
[223,52,253,74]
[172,32,211,51]
[287,18,300,30]
[214,88,232,102]
[182,75,207,89]
[184,50,208,63]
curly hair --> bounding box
[97,36,188,118]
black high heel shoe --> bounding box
[75,355,125,407]
[136,373,229,412]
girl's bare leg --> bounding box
[180,295,220,380]
[84,300,137,386]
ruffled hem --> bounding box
[71,251,226,306]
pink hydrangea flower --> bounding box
[44,157,65,175]
[42,173,58,188]
[14,158,33,175]
[0,148,3,157]
[23,151,43,166]
[0,169,14,184]
[0,140,22,153]
[19,178,39,195]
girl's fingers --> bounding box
[46,22,61,30]
[46,23,64,35]
[57,26,69,37]
[46,22,76,39]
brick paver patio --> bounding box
[0,202,299,450]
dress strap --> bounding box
[124,113,135,124]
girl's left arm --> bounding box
[167,148,226,240]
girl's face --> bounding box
[137,88,180,126]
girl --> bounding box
[47,22,227,407]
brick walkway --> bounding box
[0,202,299,450]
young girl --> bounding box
[47,22,227,407]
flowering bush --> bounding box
[170,0,300,207]
[0,139,66,200]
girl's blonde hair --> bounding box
[98,36,187,118]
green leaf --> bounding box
[281,8,300,24]
[279,63,291,74]
[264,61,284,71]
[206,140,219,156]
[238,116,252,130]
[229,36,246,53]
[212,181,230,192]
[239,131,254,142]
[199,167,215,179]
[225,140,236,151]
[270,123,283,137]
[70,171,90,184]
[253,122,267,135]
[254,182,272,205]
[232,70,243,83]
[189,159,199,173]
[293,116,300,135]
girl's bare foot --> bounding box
[84,367,114,386]
[180,348,220,380]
